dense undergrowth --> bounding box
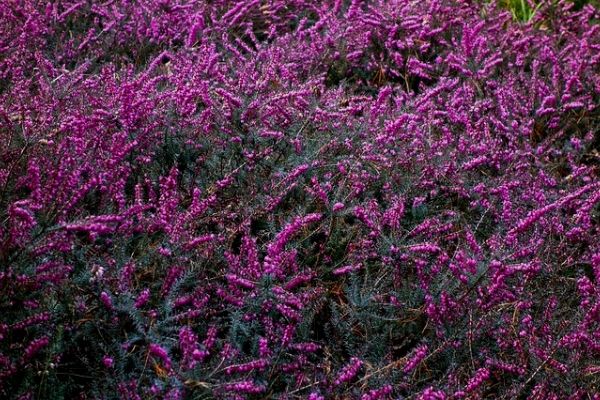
[1,0,600,399]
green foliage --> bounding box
[503,0,543,23]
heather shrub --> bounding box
[1,0,600,399]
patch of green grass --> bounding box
[496,0,599,23]
[501,0,543,23]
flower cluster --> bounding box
[1,0,599,399]
[334,357,364,386]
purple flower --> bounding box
[404,345,428,374]
[334,357,363,386]
[148,344,172,371]
[102,356,114,369]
